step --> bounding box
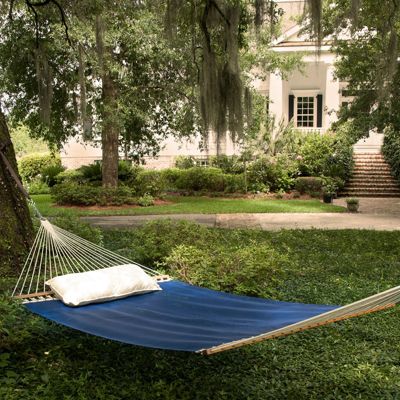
[354,158,385,162]
[354,155,385,159]
[348,177,398,183]
[343,188,400,195]
[339,192,400,198]
[348,177,397,183]
[354,162,389,167]
[353,168,392,176]
[354,153,385,157]
[346,182,399,188]
[353,167,392,173]
[354,157,385,161]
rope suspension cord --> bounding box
[12,220,160,297]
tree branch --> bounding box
[210,0,230,27]
[8,0,15,21]
[25,0,71,46]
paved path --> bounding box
[333,197,400,215]
[81,197,400,231]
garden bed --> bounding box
[55,198,173,211]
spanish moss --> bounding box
[78,43,90,138]
[305,0,322,43]
[34,43,53,126]
[199,0,243,152]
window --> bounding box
[296,96,314,127]
[289,91,322,128]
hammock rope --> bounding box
[12,219,159,297]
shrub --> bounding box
[224,173,247,193]
[297,132,353,180]
[346,197,359,205]
[247,156,297,192]
[162,168,246,193]
[55,169,86,184]
[78,162,102,182]
[209,155,245,174]
[27,177,50,195]
[382,125,400,181]
[51,182,136,206]
[161,168,181,189]
[18,153,61,182]
[175,155,196,169]
[137,194,155,207]
[124,219,215,266]
[162,241,287,298]
[295,176,323,195]
[133,170,166,196]
[118,161,141,182]
[76,161,142,184]
[41,164,66,187]
[321,176,339,195]
[175,167,226,192]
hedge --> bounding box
[18,153,62,182]
[51,183,137,206]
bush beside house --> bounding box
[382,126,400,181]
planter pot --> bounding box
[323,194,333,203]
[347,203,359,212]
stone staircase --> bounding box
[342,153,400,197]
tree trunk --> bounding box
[0,109,34,276]
[101,72,119,188]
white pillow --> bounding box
[45,264,161,307]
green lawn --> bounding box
[2,222,400,399]
[31,193,345,217]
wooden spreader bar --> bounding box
[14,291,54,300]
[199,303,396,356]
[14,275,171,301]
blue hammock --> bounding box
[25,280,338,353]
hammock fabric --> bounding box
[25,280,337,353]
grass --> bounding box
[2,222,400,399]
[31,194,345,217]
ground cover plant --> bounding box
[31,194,345,217]
[1,220,400,399]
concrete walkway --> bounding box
[81,198,400,231]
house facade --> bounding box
[60,0,382,170]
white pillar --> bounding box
[269,71,285,123]
[325,64,340,128]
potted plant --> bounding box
[346,197,359,212]
[322,178,338,204]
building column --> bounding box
[269,71,285,123]
[325,64,340,128]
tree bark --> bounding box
[101,72,119,188]
[0,109,34,276]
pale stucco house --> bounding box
[61,0,382,170]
